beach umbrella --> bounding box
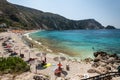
[28,49,34,59]
[24,49,34,58]
[36,53,42,57]
[13,46,19,51]
[23,46,27,48]
[29,59,35,65]
[12,45,19,50]
[36,53,43,60]
[18,46,26,55]
[53,56,66,62]
[37,59,41,64]
[24,50,29,52]
[36,52,46,57]
[42,52,47,57]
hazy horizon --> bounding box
[7,0,120,28]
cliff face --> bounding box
[0,0,105,30]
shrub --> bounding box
[0,57,30,74]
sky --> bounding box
[7,0,120,28]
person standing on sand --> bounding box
[66,64,70,71]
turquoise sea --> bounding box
[29,29,120,59]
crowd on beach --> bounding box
[0,31,120,80]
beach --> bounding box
[0,31,120,80]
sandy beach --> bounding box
[0,31,120,80]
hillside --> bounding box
[105,25,116,29]
[0,0,105,30]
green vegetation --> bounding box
[0,57,30,74]
[0,0,105,30]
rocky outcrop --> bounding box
[90,52,120,74]
[105,25,116,29]
[93,52,120,63]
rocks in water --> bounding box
[109,54,119,60]
[94,51,107,58]
[94,52,100,57]
[109,54,117,57]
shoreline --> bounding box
[23,30,64,59]
[23,30,85,61]
[23,30,120,60]
[24,30,97,60]
[24,30,120,59]
[0,31,120,80]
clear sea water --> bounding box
[29,29,120,59]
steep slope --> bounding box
[0,0,105,30]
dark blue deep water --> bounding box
[29,29,120,59]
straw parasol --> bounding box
[28,49,34,59]
[13,45,19,52]
[29,59,35,65]
[18,46,26,55]
[36,53,42,60]
[36,52,46,61]
[36,52,46,57]
[24,50,29,53]
[53,56,66,62]
[36,53,42,57]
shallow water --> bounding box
[29,29,120,59]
